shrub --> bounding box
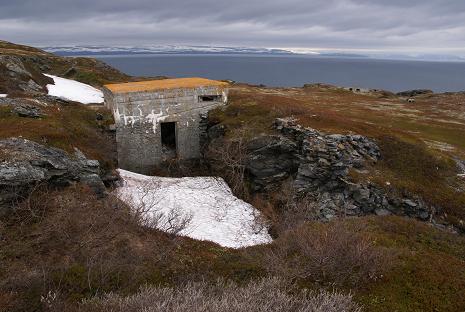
[264,221,392,287]
[77,277,362,312]
[205,129,250,197]
[0,185,180,311]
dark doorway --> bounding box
[198,95,222,102]
[161,122,176,150]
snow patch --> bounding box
[44,74,104,104]
[116,169,272,248]
[0,94,7,98]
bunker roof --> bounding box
[104,77,228,94]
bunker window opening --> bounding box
[198,95,222,102]
[161,122,177,150]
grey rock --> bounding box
[455,157,465,174]
[0,138,105,215]
[403,199,418,207]
[375,208,391,216]
[12,104,44,118]
[418,210,430,221]
[246,135,299,190]
[79,174,107,198]
[0,55,51,94]
[20,79,42,92]
[207,124,226,140]
[353,187,371,204]
[1,55,32,77]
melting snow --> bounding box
[116,169,272,248]
[44,74,104,104]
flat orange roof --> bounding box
[104,77,228,93]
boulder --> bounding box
[0,138,106,215]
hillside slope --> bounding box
[209,84,465,229]
[0,40,131,94]
[0,41,465,312]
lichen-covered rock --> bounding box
[0,138,106,215]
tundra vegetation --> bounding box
[0,41,465,312]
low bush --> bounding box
[264,221,392,287]
[0,185,180,312]
[77,277,362,312]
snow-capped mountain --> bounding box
[41,45,304,56]
[41,45,465,62]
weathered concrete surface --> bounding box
[104,83,228,174]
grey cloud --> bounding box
[0,0,465,54]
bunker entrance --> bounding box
[161,122,177,151]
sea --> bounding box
[94,54,465,93]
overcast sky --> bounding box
[1,0,465,54]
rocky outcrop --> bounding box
[245,118,433,222]
[396,89,433,97]
[0,55,52,94]
[0,97,46,118]
[246,135,300,191]
[12,103,44,118]
[0,138,106,216]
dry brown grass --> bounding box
[263,221,393,287]
[0,100,116,170]
[76,277,361,312]
[211,85,465,229]
[0,185,181,312]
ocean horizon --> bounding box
[93,54,465,93]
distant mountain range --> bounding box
[40,45,370,58]
[41,45,465,62]
[42,45,299,56]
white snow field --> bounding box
[44,74,104,104]
[116,169,272,248]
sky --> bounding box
[1,0,465,55]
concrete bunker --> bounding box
[103,77,229,174]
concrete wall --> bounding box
[104,86,228,174]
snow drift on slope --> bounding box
[44,74,104,104]
[116,169,272,248]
